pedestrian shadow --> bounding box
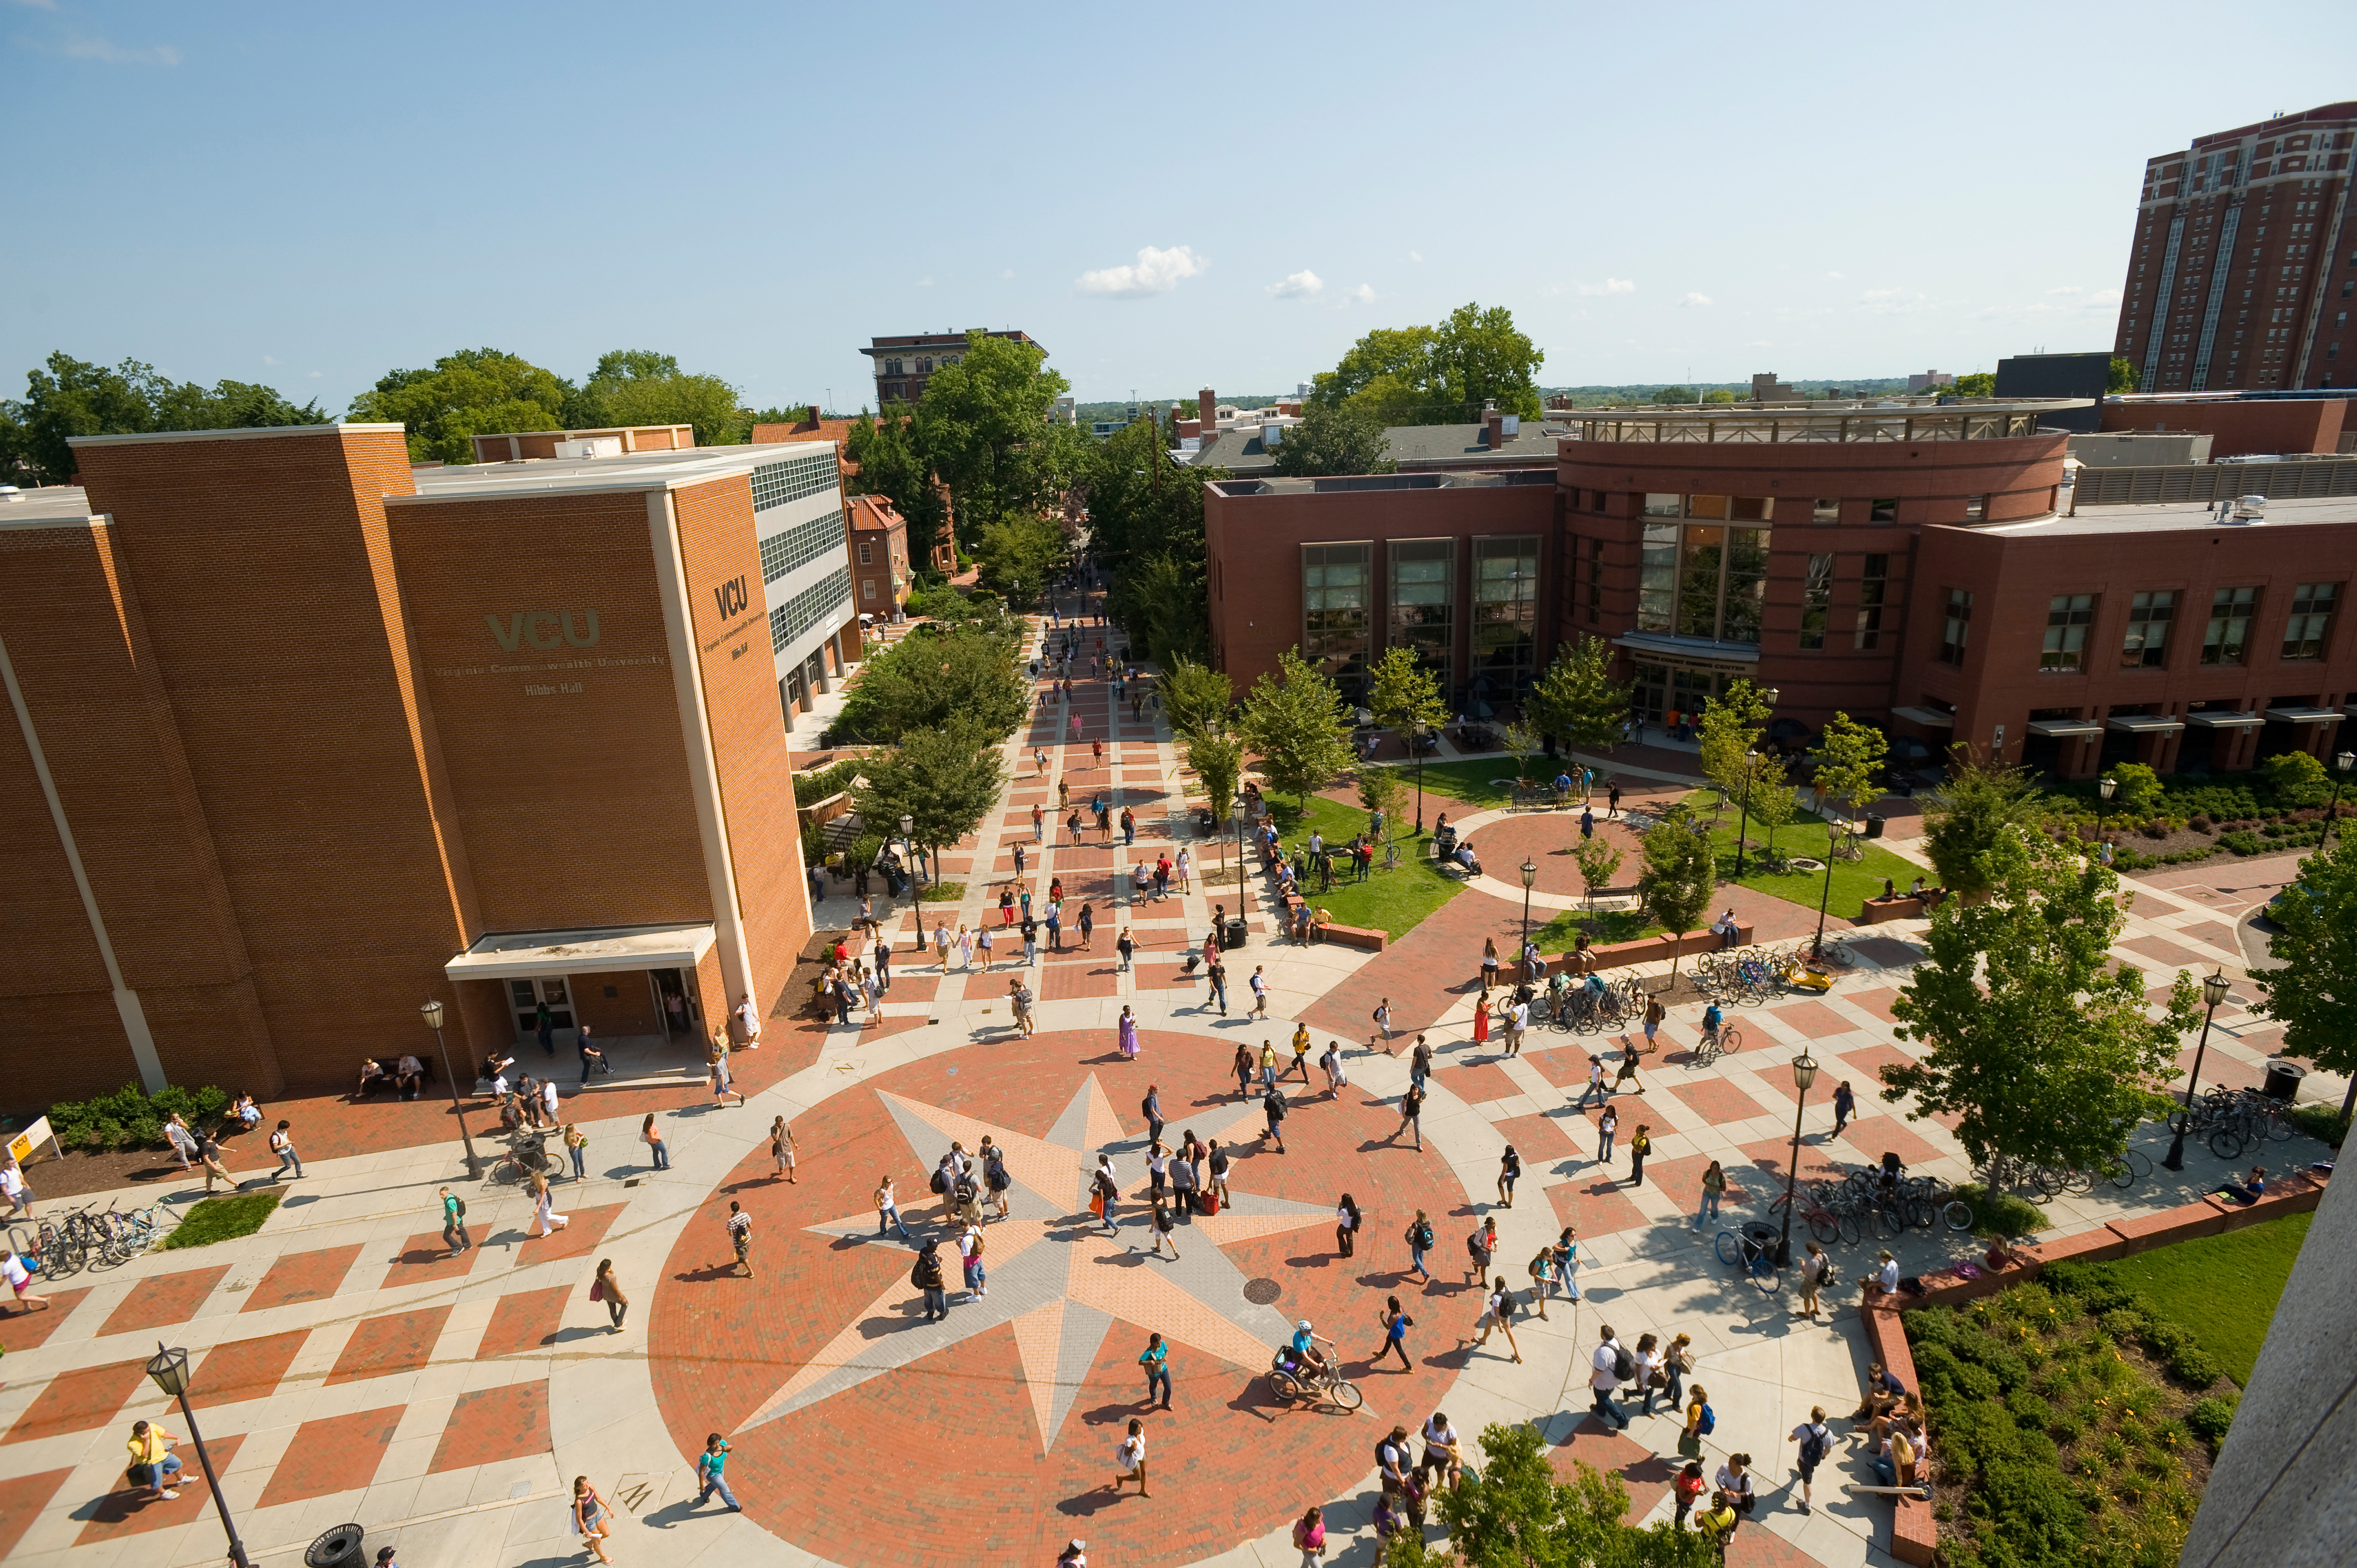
[671,1262,740,1283]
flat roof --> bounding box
[68,422,406,449]
[1973,492,2357,538]
[0,486,97,527]
[1556,400,2088,445]
[396,441,835,504]
[445,922,717,981]
[1208,470,1553,498]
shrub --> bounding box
[2166,1345,2224,1389]
[2139,1317,2193,1359]
[1954,1182,2051,1240]
[2261,750,2331,807]
[2185,1395,2238,1448]
[2287,1102,2349,1148]
[2219,829,2263,855]
[800,820,828,866]
[2101,1307,2150,1341]
[792,758,861,806]
[48,1081,231,1151]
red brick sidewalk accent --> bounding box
[188,1329,308,1410]
[99,1265,228,1336]
[75,1433,244,1545]
[431,1381,550,1473]
[327,1305,450,1386]
[0,1469,70,1559]
[258,1405,404,1509]
[241,1244,362,1313]
[4,1358,147,1446]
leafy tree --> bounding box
[1637,802,1717,984]
[1810,712,1888,819]
[1269,400,1395,477]
[1308,326,1434,412]
[1383,1420,1708,1568]
[1159,657,1234,740]
[850,719,1004,904]
[1081,419,1217,664]
[1695,678,1772,810]
[1700,388,1737,404]
[1524,636,1631,754]
[2248,833,2357,1116]
[1573,837,1624,937]
[1744,753,1800,863]
[2260,750,2331,808]
[1120,551,1210,666]
[1183,728,1245,874]
[845,409,952,580]
[912,332,1072,544]
[564,349,748,446]
[1502,720,1542,786]
[1655,385,1696,405]
[1921,754,2046,898]
[349,348,572,465]
[828,621,1025,744]
[1366,645,1449,745]
[1424,302,1545,421]
[1357,764,1407,836]
[1952,372,1996,398]
[2107,761,2164,818]
[1883,829,2201,1169]
[972,513,1068,607]
[1237,647,1355,809]
[3,351,325,484]
[2107,356,2138,395]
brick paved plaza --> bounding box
[0,608,2334,1568]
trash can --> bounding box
[1864,813,1887,840]
[2261,1061,2306,1103]
[1223,916,1248,951]
[305,1524,366,1568]
[1194,806,1214,835]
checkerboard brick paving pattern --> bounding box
[2122,933,2209,972]
[1670,1077,1774,1128]
[0,1290,88,1353]
[326,1304,451,1386]
[188,1328,310,1410]
[524,1201,627,1264]
[3,1357,148,1446]
[430,1380,550,1473]
[76,1432,246,1544]
[256,1404,405,1509]
[98,1263,228,1335]
[1040,960,1121,1000]
[1445,1059,1522,1105]
[1842,987,1901,1024]
[1726,1524,1834,1567]
[0,1468,69,1558]
[240,1242,363,1313]
[1830,1118,1944,1173]
[1551,1419,1674,1520]
[1761,999,1857,1042]
[1835,1043,1918,1091]
[477,1284,572,1359]
[1546,1175,1650,1237]
[390,1231,478,1282]
[1645,1153,1756,1209]
[1491,1112,1580,1164]
[1738,1135,1854,1193]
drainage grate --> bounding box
[1243,1277,1282,1305]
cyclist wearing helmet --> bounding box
[1289,1319,1335,1376]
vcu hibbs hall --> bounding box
[1206,397,2351,780]
[0,424,849,1107]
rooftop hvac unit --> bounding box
[2231,494,2267,522]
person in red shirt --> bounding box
[1672,1461,1707,1531]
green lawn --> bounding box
[1246,793,1466,941]
[161,1190,281,1249]
[2104,1211,2312,1384]
[1532,906,1662,948]
[1679,791,1924,924]
[1398,758,1541,812]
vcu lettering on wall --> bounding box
[486,610,602,652]
[712,576,749,621]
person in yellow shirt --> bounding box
[1289,1024,1313,1083]
[1693,1491,1740,1549]
[126,1419,183,1500]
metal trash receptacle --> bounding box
[2261,1061,2306,1103]
[1863,813,1887,839]
[1223,916,1248,950]
[305,1524,366,1568]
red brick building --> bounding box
[2116,102,2357,392]
[2098,395,2349,457]
[0,426,831,1107]
[860,330,1040,409]
[847,493,912,620]
[1202,399,2351,780]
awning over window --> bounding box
[2182,710,2266,729]
[445,922,718,982]
[2026,718,2104,738]
[2106,714,2185,735]
[1890,705,1956,729]
[2263,706,2343,725]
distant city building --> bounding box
[2116,101,2356,393]
[1751,372,1797,402]
[860,331,1042,408]
[847,493,912,620]
[1050,396,1076,425]
[1906,370,1955,394]
[470,425,694,463]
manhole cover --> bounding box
[1243,1277,1282,1305]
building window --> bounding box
[1870,497,1899,524]
[2041,594,2097,670]
[858,540,873,566]
[1303,542,1373,698]
[862,577,876,601]
[882,358,904,376]
[1854,554,1889,649]
[1664,524,1769,644]
[750,451,838,512]
[1387,539,1454,694]
[1812,498,1840,524]
[1938,589,1972,666]
[1636,522,1677,632]
[1643,493,1681,517]
[1584,536,1603,623]
[1799,554,1833,649]
[1685,494,1730,520]
[2282,581,2339,659]
[2202,586,2258,664]
[1471,535,1541,693]
[770,568,852,653]
[757,508,847,584]
[1964,494,1987,520]
[2122,590,2175,668]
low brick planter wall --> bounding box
[1319,924,1387,952]
[1542,924,1754,977]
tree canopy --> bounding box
[971,513,1069,607]
[1921,753,2047,898]
[1308,302,1544,425]
[1883,828,2200,1169]
[1695,678,1772,807]
[911,332,1081,543]
[564,349,747,446]
[849,718,1004,894]
[1384,1420,1708,1568]
[1159,656,1234,740]
[1524,636,1631,754]
[349,348,573,465]
[845,409,952,580]
[1238,647,1355,808]
[1083,418,1217,664]
[2,351,326,484]
[1269,399,1395,478]
[1365,645,1448,741]
[1809,711,1888,819]
[826,620,1025,744]
[1637,802,1717,979]
[2248,834,2357,1117]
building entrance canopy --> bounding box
[445,922,718,982]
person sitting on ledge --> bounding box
[1453,839,1481,876]
[1312,907,1334,943]
[230,1092,263,1130]
[1908,875,1927,899]
[1848,1360,1907,1422]
[1881,878,1896,901]
[2215,1165,2267,1205]
[356,1060,389,1099]
[393,1054,425,1100]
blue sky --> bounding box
[6,2,2354,412]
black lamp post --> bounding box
[900,813,918,890]
[1773,1050,1819,1267]
[145,1343,253,1567]
[419,999,481,1179]
[1810,808,1843,960]
[2161,969,2236,1172]
[1231,801,1247,945]
[1413,719,1430,834]
[1520,857,1538,940]
[2096,773,2117,862]
[2330,750,2355,848]
[1735,746,1760,880]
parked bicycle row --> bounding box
[8,1199,168,1280]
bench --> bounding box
[1859,890,1944,923]
[1316,924,1386,952]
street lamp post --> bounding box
[1520,857,1538,941]
[145,1344,253,1567]
[900,813,918,893]
[2096,773,2117,863]
[1811,811,1843,960]
[418,999,481,1179]
[2330,750,2355,848]
[1230,801,1247,948]
[1773,1050,1819,1267]
[2161,970,2237,1171]
[1735,746,1760,880]
[1413,720,1430,834]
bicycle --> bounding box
[492,1132,555,1185]
[1691,1024,1743,1066]
[1267,1348,1364,1412]
[106,1204,166,1256]
[2093,1147,2154,1189]
[1767,1183,1845,1247]
[1715,1224,1781,1296]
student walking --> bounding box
[1139,1332,1172,1409]
[1293,1507,1327,1567]
[1597,1106,1619,1163]
[573,1477,614,1564]
[1694,1160,1726,1228]
[1205,955,1228,1015]
[1677,1385,1712,1461]
[1111,1418,1149,1497]
[770,1116,798,1182]
[267,1120,303,1181]
[913,1240,949,1321]
[1249,965,1270,1019]
[196,1129,233,1194]
[1466,1276,1523,1363]
[1207,1140,1231,1207]
[1590,1327,1633,1430]
[1078,902,1095,951]
[1396,1084,1426,1150]
[1497,1146,1521,1208]
[1372,1295,1414,1369]
[528,1173,569,1237]
[1404,1209,1434,1281]
[694,1433,742,1511]
[1789,1406,1831,1514]
[1526,1247,1557,1319]
[725,1200,753,1277]
[1465,1215,1496,1285]
[1335,1193,1361,1256]
[1148,1197,1180,1258]
[959,1220,989,1297]
[1021,912,1039,966]
[1319,1040,1346,1094]
[564,1122,588,1181]
[1116,928,1135,971]
[1371,998,1394,1052]
[1288,1024,1313,1082]
[1262,1085,1289,1152]
[1831,1080,1856,1138]
[1614,1031,1653,1095]
[568,1249,621,1331]
[440,1187,470,1254]
[1628,1125,1651,1185]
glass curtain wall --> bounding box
[1470,536,1540,695]
[1638,494,1771,645]
[1302,542,1373,699]
[1387,539,1454,693]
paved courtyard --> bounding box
[0,604,2335,1568]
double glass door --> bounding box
[511,978,574,1043]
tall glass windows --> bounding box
[2122,590,2175,668]
[1675,527,1723,638]
[1799,554,1834,649]
[1471,536,1541,692]
[2042,594,2097,670]
[2282,582,2339,660]
[2202,587,2258,664]
[1721,528,1769,644]
[1854,554,1890,650]
[1387,539,1454,693]
[1302,543,1373,697]
[1585,537,1604,623]
[1637,523,1679,631]
[1938,589,1972,666]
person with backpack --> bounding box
[440,1186,470,1255]
[1525,1248,1557,1319]
[1406,1210,1435,1282]
[267,1119,303,1182]
[1628,1125,1652,1186]
[913,1241,948,1322]
[1262,1085,1288,1152]
[1788,1407,1831,1514]
[1466,1276,1522,1363]
[693,1433,742,1512]
[1371,999,1393,1052]
[1694,1160,1727,1229]
[1714,1454,1757,1520]
[1589,1326,1633,1430]
[1797,1240,1831,1319]
[1679,1385,1714,1460]
[1497,1146,1522,1209]
[1465,1215,1496,1284]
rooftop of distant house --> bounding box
[861,329,1040,355]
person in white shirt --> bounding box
[1589,1327,1630,1429]
[1859,1248,1901,1297]
[1112,1419,1147,1497]
[1506,999,1529,1056]
[539,1079,561,1123]
[1419,1412,1463,1489]
[1714,1454,1756,1517]
[1,1247,50,1314]
[735,993,761,1050]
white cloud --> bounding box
[1075,244,1207,298]
[1857,287,1930,315]
[1341,283,1376,305]
[1000,269,1013,280]
[61,32,179,64]
[308,370,322,378]
[1824,271,1845,280]
[263,354,280,365]
[2087,288,2122,307]
[1680,292,1712,307]
[915,276,934,287]
[1574,278,1636,297]
[2045,285,2085,296]
[1267,269,1324,299]
[1407,251,1423,263]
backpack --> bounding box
[929,1169,948,1195]
[1612,1343,1636,1382]
[1467,1229,1489,1258]
[1697,1402,1717,1436]
[1414,1220,1435,1251]
[1799,1424,1830,1468]
[452,1196,467,1219]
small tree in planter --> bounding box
[1637,802,1716,987]
[1573,837,1623,941]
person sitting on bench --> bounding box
[392,1054,425,1100]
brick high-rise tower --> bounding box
[2116,102,2357,393]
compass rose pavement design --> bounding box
[735,1074,1342,1451]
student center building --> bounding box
[0,424,847,1106]
[1203,396,2351,781]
